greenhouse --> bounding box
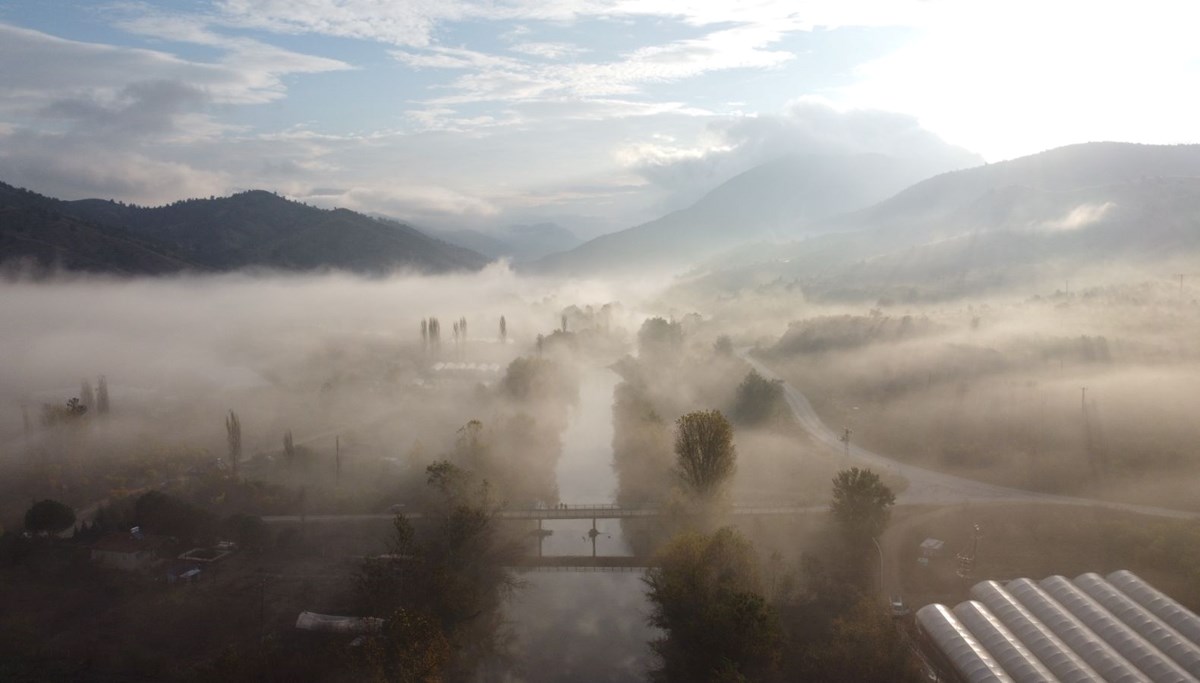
[917,571,1200,683]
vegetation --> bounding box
[24,499,75,535]
[830,467,895,544]
[645,527,782,682]
[357,461,521,679]
[732,370,786,426]
[674,410,737,502]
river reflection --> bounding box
[502,366,658,682]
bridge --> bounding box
[507,555,651,572]
[261,503,821,525]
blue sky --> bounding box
[1,1,1198,237]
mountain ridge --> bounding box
[0,184,488,276]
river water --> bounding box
[501,365,658,682]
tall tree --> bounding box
[283,430,295,468]
[674,410,737,500]
[96,375,110,414]
[638,317,683,363]
[80,379,94,411]
[829,467,895,543]
[226,410,242,477]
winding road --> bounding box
[740,350,1200,521]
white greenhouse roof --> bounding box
[919,571,1200,683]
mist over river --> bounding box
[502,365,658,683]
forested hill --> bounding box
[0,183,488,276]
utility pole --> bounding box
[840,427,852,458]
[335,435,341,487]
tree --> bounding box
[674,410,737,500]
[645,527,781,682]
[226,410,242,477]
[358,462,519,677]
[96,375,110,414]
[713,335,734,356]
[499,315,507,342]
[80,379,94,411]
[283,430,295,468]
[24,499,75,535]
[830,467,895,543]
[638,317,683,362]
[801,597,924,682]
[41,397,87,426]
[732,370,785,426]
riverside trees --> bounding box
[356,461,520,680]
[674,410,737,502]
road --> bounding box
[740,350,1200,520]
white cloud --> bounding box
[509,42,587,60]
[835,0,1200,160]
[622,100,981,210]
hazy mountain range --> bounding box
[682,142,1200,301]
[0,184,486,275]
[4,142,1200,287]
[527,149,982,275]
[429,223,582,263]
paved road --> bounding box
[740,350,1200,521]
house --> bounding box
[90,532,170,570]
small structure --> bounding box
[921,537,946,558]
[90,532,170,570]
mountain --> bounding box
[0,183,488,276]
[432,222,581,263]
[529,150,982,275]
[0,183,196,275]
[683,142,1200,300]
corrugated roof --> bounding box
[920,572,1200,683]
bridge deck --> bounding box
[262,505,820,524]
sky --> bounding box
[1,0,1198,238]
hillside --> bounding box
[0,184,488,275]
[529,150,981,275]
[65,191,487,273]
[0,183,197,275]
[683,143,1200,301]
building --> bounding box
[917,570,1200,682]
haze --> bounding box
[3,3,1200,683]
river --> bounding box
[501,365,658,682]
